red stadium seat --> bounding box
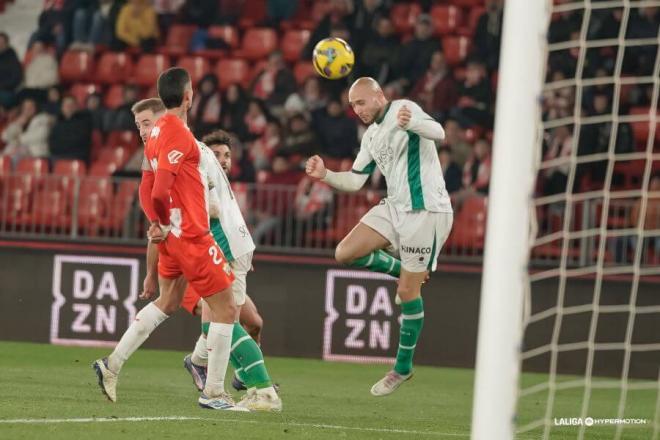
[161,24,197,56]
[629,107,660,150]
[16,157,49,177]
[106,130,139,149]
[176,56,211,86]
[294,62,316,85]
[281,29,311,63]
[104,84,125,108]
[77,177,113,235]
[59,50,94,82]
[215,58,250,90]
[89,161,118,176]
[134,54,171,87]
[390,3,422,35]
[430,5,463,36]
[69,83,101,107]
[53,159,87,198]
[23,44,56,66]
[97,146,130,168]
[442,36,471,66]
[108,180,139,232]
[238,0,267,28]
[96,52,134,84]
[32,189,69,230]
[0,155,12,199]
[234,28,278,61]
[445,196,487,250]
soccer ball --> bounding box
[312,37,355,80]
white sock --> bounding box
[107,303,168,373]
[203,322,233,397]
[191,334,208,366]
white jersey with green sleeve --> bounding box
[197,140,255,262]
[351,99,453,213]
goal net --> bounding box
[473,0,660,439]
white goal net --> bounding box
[517,0,660,438]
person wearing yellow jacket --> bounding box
[115,0,159,51]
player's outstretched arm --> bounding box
[397,103,445,141]
[306,155,369,192]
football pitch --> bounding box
[0,341,655,439]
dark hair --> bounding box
[131,97,166,115]
[0,32,8,44]
[202,129,233,150]
[157,67,191,109]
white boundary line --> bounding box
[0,416,467,437]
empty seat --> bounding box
[215,58,250,90]
[77,177,113,235]
[430,5,463,36]
[176,56,211,86]
[207,25,240,49]
[69,83,101,107]
[442,36,471,66]
[629,107,660,150]
[234,28,278,61]
[161,24,197,56]
[238,0,267,28]
[445,196,487,250]
[104,84,125,109]
[134,54,171,86]
[293,62,316,85]
[59,50,94,82]
[96,52,134,84]
[281,29,310,63]
[390,3,422,35]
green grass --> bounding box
[0,341,655,439]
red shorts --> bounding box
[158,233,234,298]
[181,284,202,315]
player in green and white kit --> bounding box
[183,130,282,411]
[306,77,453,396]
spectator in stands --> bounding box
[357,15,400,84]
[1,98,52,161]
[220,84,249,140]
[105,84,139,131]
[542,70,575,121]
[115,0,159,52]
[438,146,462,194]
[392,13,440,92]
[542,125,572,196]
[251,153,304,245]
[410,50,458,121]
[624,7,659,75]
[86,92,107,132]
[153,0,185,32]
[250,121,282,171]
[440,118,471,167]
[350,0,389,54]
[294,175,333,234]
[49,95,93,163]
[300,76,328,112]
[43,86,63,116]
[453,138,492,208]
[30,0,69,55]
[451,59,492,128]
[280,113,319,161]
[266,0,299,26]
[303,0,354,59]
[578,92,633,184]
[250,51,297,111]
[23,41,59,93]
[244,99,270,139]
[473,0,503,72]
[227,135,256,182]
[0,32,23,110]
[191,73,221,138]
[312,98,358,159]
[181,0,219,28]
[71,0,109,50]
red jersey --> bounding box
[145,113,209,239]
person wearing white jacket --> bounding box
[1,98,52,161]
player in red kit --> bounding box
[93,68,246,411]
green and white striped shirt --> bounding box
[352,99,453,213]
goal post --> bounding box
[471,0,550,439]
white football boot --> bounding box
[370,370,413,397]
[237,387,283,412]
[198,391,250,411]
[92,357,118,402]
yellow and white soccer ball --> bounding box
[312,37,355,80]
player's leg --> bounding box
[92,249,185,402]
[336,202,401,277]
[240,295,263,344]
[181,286,208,392]
[371,211,453,397]
[228,253,281,411]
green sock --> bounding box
[349,250,401,277]
[231,322,272,389]
[394,297,424,376]
[201,321,210,336]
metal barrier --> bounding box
[12,172,657,264]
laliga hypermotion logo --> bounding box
[51,255,139,347]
